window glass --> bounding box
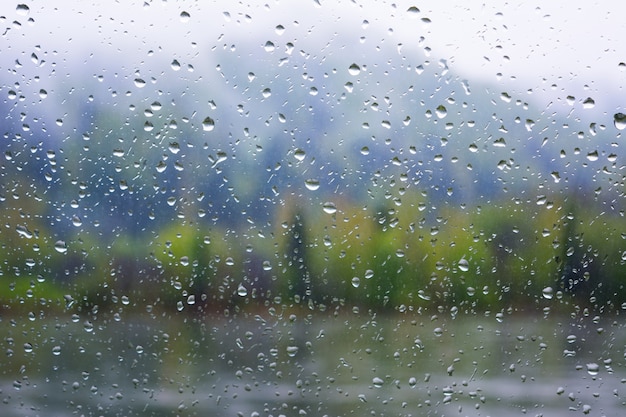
[1,1,625,416]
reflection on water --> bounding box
[1,308,625,416]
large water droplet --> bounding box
[322,202,337,214]
[348,63,361,76]
[372,377,384,388]
[286,346,299,357]
[407,6,420,17]
[304,179,320,191]
[16,4,30,16]
[542,286,554,299]
[54,240,67,253]
[435,105,447,118]
[586,363,599,376]
[351,277,360,288]
[237,284,248,297]
[294,148,306,161]
[582,97,595,109]
[614,113,626,130]
[179,11,191,23]
[134,78,146,88]
[458,258,469,272]
[202,116,215,131]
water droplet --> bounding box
[372,377,384,388]
[542,287,554,299]
[23,343,33,353]
[365,269,374,279]
[613,113,626,130]
[304,179,320,191]
[458,258,469,272]
[582,97,595,109]
[294,148,306,161]
[202,116,215,131]
[322,202,337,214]
[407,6,420,17]
[586,150,598,161]
[435,105,447,118]
[286,346,299,357]
[586,363,599,376]
[264,41,275,52]
[237,284,248,297]
[351,277,360,288]
[187,295,195,305]
[54,240,67,253]
[136,345,144,354]
[179,11,190,23]
[16,4,30,16]
[262,88,272,98]
[348,63,361,76]
[83,321,94,333]
[170,59,181,70]
[52,345,62,356]
[433,327,443,337]
[360,146,370,155]
[134,78,146,88]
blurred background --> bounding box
[1,1,625,416]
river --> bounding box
[1,308,625,416]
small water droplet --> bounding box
[582,97,595,109]
[16,4,30,16]
[360,146,370,155]
[54,240,67,253]
[407,6,420,17]
[264,41,275,52]
[542,286,554,299]
[202,116,215,131]
[435,105,447,118]
[458,258,469,272]
[23,343,33,353]
[586,363,599,376]
[586,150,599,161]
[52,345,62,356]
[322,202,337,214]
[372,377,384,388]
[304,179,320,191]
[613,113,626,130]
[365,269,374,279]
[262,88,272,98]
[134,78,146,88]
[294,148,306,161]
[179,11,190,23]
[286,346,299,357]
[348,63,361,75]
[351,277,360,288]
[237,284,248,297]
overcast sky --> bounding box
[3,1,624,114]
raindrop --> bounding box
[351,277,360,288]
[23,343,33,353]
[286,346,299,357]
[54,240,67,253]
[582,97,595,109]
[435,105,447,118]
[614,113,626,130]
[586,363,599,376]
[304,179,320,191]
[180,11,190,23]
[360,146,370,155]
[294,148,306,161]
[407,6,420,16]
[586,150,599,161]
[542,287,554,300]
[348,63,361,76]
[16,4,30,16]
[237,284,248,297]
[202,116,215,131]
[458,258,469,272]
[136,345,144,354]
[262,88,272,98]
[364,269,374,279]
[372,377,384,388]
[134,78,146,88]
[322,202,337,214]
[52,346,61,356]
[264,41,275,52]
[170,59,181,70]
